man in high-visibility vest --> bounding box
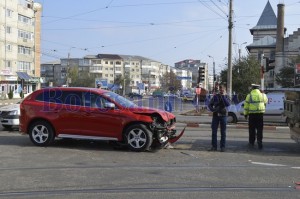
[244,84,268,149]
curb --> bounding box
[0,102,15,106]
[178,122,289,130]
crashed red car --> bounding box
[19,87,185,152]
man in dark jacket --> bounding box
[208,85,231,152]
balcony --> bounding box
[89,66,102,73]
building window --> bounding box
[110,61,113,65]
[6,44,12,51]
[18,46,31,55]
[6,26,12,34]
[115,67,121,71]
[18,30,32,40]
[18,61,31,71]
[6,9,13,17]
[116,61,121,65]
[110,74,113,77]
[105,74,108,77]
[18,14,32,24]
[105,61,108,64]
[5,60,12,68]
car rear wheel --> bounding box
[124,124,153,152]
[227,112,237,123]
[29,121,55,146]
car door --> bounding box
[53,91,85,135]
[81,92,123,138]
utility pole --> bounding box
[227,0,233,98]
[208,55,215,92]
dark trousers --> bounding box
[248,113,264,145]
[211,115,227,148]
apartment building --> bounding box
[0,0,41,97]
[41,54,192,94]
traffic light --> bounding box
[264,57,275,72]
[198,67,205,83]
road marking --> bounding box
[250,161,286,167]
[291,167,300,169]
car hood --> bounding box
[129,107,175,121]
[0,104,20,111]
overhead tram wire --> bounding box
[42,1,205,25]
[210,0,228,17]
[197,0,228,21]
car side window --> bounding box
[83,92,108,109]
[62,91,82,106]
[35,90,63,104]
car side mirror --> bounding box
[104,102,115,109]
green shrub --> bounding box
[8,90,13,99]
[20,91,24,99]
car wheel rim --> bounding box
[32,125,49,144]
[127,128,147,149]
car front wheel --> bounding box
[29,121,55,146]
[124,124,153,152]
[227,112,237,123]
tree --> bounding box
[68,67,94,87]
[275,55,300,87]
[160,69,181,92]
[275,66,294,87]
[220,56,260,99]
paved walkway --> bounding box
[0,98,22,106]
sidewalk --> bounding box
[0,98,22,106]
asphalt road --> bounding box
[0,125,299,199]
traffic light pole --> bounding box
[261,53,264,91]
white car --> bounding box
[227,92,287,123]
[0,102,21,129]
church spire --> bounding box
[256,0,277,26]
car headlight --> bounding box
[8,110,19,116]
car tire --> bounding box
[227,112,237,123]
[2,125,13,130]
[124,124,153,152]
[29,120,55,146]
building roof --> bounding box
[41,60,61,65]
[97,54,123,59]
[247,35,276,49]
[250,1,277,34]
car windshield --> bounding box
[103,91,137,108]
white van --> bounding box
[227,92,286,123]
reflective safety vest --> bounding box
[244,89,268,115]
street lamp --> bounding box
[66,47,75,86]
[233,42,247,62]
[208,55,215,91]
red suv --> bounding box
[19,87,184,152]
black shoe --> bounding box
[220,147,225,152]
[258,144,263,150]
[208,147,217,151]
[248,143,254,149]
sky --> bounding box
[36,0,300,75]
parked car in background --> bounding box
[19,87,185,152]
[227,92,286,123]
[182,93,195,102]
[152,90,164,98]
[127,92,143,98]
[0,101,21,129]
